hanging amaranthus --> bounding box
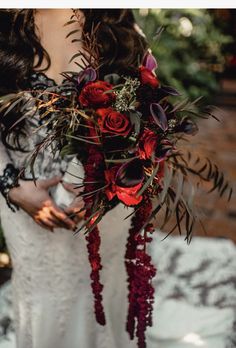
[125,196,156,348]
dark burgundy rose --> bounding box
[96,107,132,137]
[79,81,115,108]
[136,85,167,120]
[139,66,159,88]
[139,129,159,160]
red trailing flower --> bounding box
[79,81,115,108]
[138,129,159,160]
[139,66,159,88]
[125,196,156,348]
[97,107,132,137]
[83,140,106,326]
[85,224,105,325]
[104,166,143,206]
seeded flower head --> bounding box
[114,77,140,112]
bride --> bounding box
[0,9,148,348]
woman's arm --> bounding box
[0,141,77,231]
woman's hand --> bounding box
[8,176,76,232]
[62,181,85,224]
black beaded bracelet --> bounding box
[0,163,20,212]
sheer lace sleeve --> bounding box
[0,138,14,174]
[0,139,20,211]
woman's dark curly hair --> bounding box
[0,9,148,148]
[0,9,147,94]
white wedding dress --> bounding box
[0,72,137,348]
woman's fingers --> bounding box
[64,204,85,223]
[34,202,75,231]
[50,205,77,230]
[42,200,76,229]
[50,207,75,230]
[42,218,57,230]
[34,216,54,232]
[64,207,83,224]
[61,181,77,193]
[47,214,68,229]
[37,176,62,190]
[35,213,72,232]
[62,181,82,195]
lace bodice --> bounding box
[4,71,77,180]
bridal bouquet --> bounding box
[1,44,232,348]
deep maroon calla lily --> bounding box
[116,159,144,188]
[77,67,97,85]
[160,85,180,96]
[104,161,144,206]
[142,51,158,72]
[150,103,168,132]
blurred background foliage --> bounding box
[134,9,233,101]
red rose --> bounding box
[97,108,132,137]
[79,81,115,108]
[116,183,143,206]
[139,129,158,160]
[104,166,143,206]
[139,66,159,88]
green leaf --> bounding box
[2,96,24,116]
[141,202,163,232]
[170,98,189,114]
[137,162,160,196]
[66,29,80,39]
[172,171,184,211]
[60,144,75,158]
[65,134,99,145]
[104,73,120,84]
[63,19,78,26]
[74,208,104,235]
[129,111,141,136]
[105,157,137,164]
[69,52,82,64]
[160,164,173,203]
